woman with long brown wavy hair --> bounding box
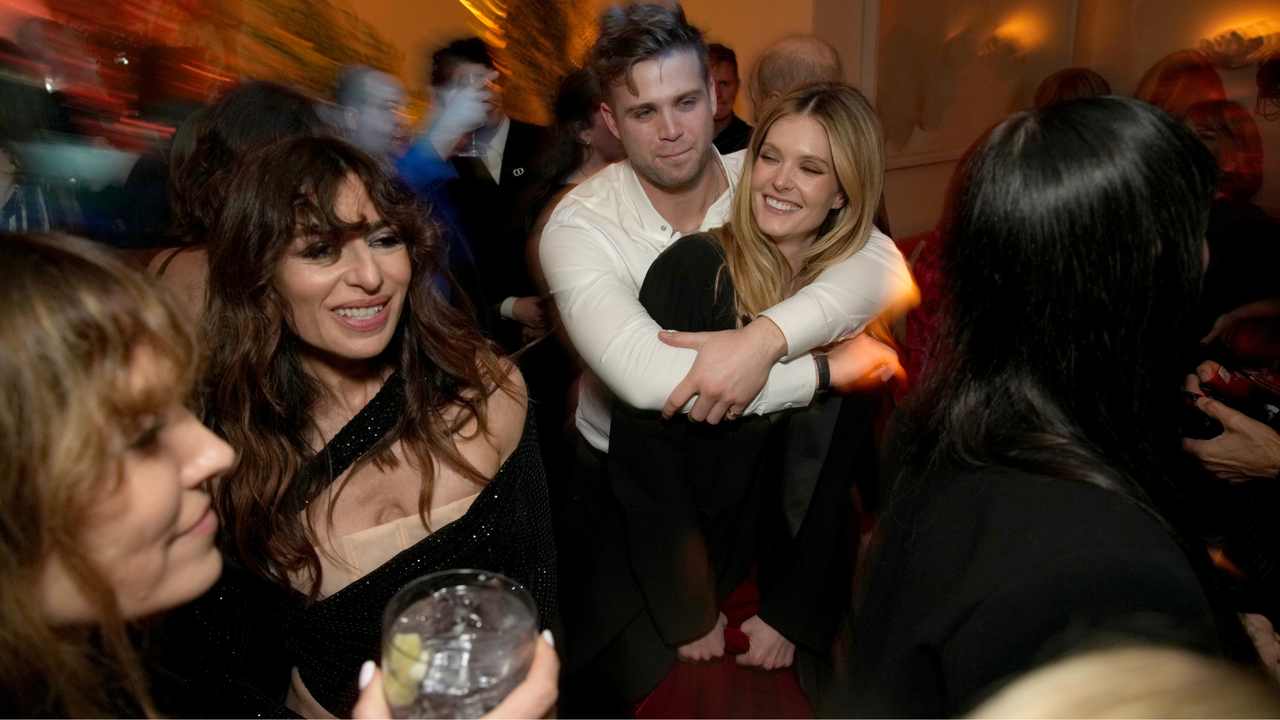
[0,233,235,717]
[169,135,556,718]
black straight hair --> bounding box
[896,96,1254,660]
[535,68,604,187]
[429,37,494,88]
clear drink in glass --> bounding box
[382,569,537,719]
[453,73,492,158]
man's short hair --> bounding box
[333,65,379,108]
[590,1,708,100]
[752,36,842,101]
[430,37,495,88]
[707,43,737,76]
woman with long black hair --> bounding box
[829,96,1257,717]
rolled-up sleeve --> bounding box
[759,228,917,361]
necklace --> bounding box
[674,162,722,235]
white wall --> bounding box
[351,0,1280,236]
[1077,0,1280,215]
[870,0,1280,238]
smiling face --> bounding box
[40,348,235,622]
[277,176,412,375]
[751,113,846,249]
[602,49,716,190]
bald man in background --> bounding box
[749,35,843,120]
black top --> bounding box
[826,463,1221,718]
[575,233,871,699]
[166,412,556,718]
[713,114,753,155]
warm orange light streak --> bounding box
[457,0,506,34]
[994,11,1046,51]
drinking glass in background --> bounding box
[382,569,538,719]
[453,72,494,158]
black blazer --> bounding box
[448,118,548,334]
[826,463,1222,718]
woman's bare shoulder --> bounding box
[148,247,208,326]
[486,359,529,463]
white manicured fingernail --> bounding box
[358,660,376,690]
[541,629,556,649]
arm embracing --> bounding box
[540,215,817,413]
[759,228,916,361]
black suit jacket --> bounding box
[448,119,548,348]
[827,463,1223,717]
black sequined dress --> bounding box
[166,377,556,718]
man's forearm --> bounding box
[758,229,914,361]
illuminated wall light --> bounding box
[1202,20,1280,69]
[978,13,1046,58]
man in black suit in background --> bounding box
[431,38,550,351]
[708,43,752,154]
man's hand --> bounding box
[659,317,789,423]
[1183,361,1280,481]
[511,296,549,329]
[425,73,496,159]
[735,615,795,670]
[521,325,550,345]
[677,612,728,663]
[826,333,904,394]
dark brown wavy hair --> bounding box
[199,136,511,598]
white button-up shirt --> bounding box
[540,148,913,451]
[479,114,510,183]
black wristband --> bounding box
[814,352,831,396]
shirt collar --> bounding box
[488,114,511,158]
[620,145,734,241]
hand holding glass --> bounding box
[382,570,537,719]
[453,73,497,158]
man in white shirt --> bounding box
[540,5,914,455]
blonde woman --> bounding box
[577,83,893,717]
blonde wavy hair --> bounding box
[0,233,195,717]
[714,82,884,320]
